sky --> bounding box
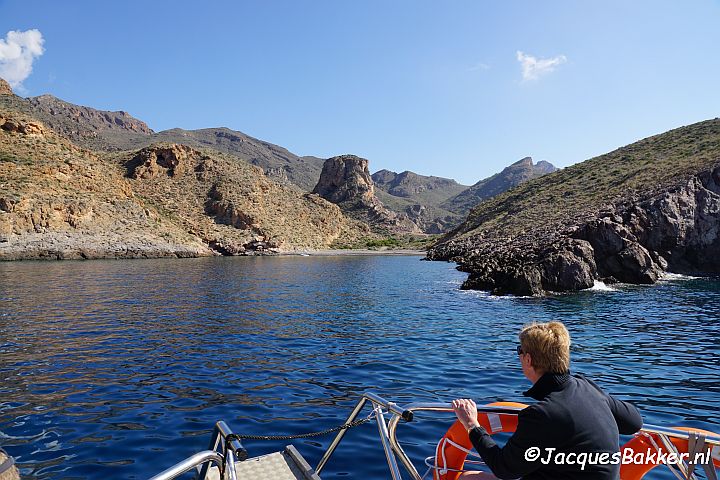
[1,0,719,185]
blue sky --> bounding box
[1,0,719,185]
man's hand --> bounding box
[452,398,481,431]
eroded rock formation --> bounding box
[313,155,420,234]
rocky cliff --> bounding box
[0,112,210,260]
[312,155,419,234]
[428,119,720,295]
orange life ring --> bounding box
[619,427,720,479]
[434,401,528,480]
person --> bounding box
[452,321,643,479]
[0,448,20,480]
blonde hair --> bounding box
[519,321,571,374]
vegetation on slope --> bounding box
[444,119,720,244]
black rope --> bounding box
[225,416,373,441]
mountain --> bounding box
[0,104,371,260]
[372,169,468,199]
[428,119,720,295]
[0,93,324,192]
[441,157,557,215]
[370,160,556,234]
[370,169,468,233]
[313,155,419,234]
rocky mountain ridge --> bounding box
[441,156,557,215]
[0,92,324,192]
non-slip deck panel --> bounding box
[204,445,321,480]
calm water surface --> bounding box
[0,256,718,479]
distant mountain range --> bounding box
[2,93,326,191]
[371,158,557,232]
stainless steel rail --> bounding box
[315,392,412,479]
[148,451,224,480]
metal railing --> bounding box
[147,392,720,480]
[317,393,720,480]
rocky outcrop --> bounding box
[313,155,376,203]
[429,166,720,295]
[313,155,420,234]
[124,146,371,255]
[126,144,203,179]
[0,115,46,136]
[429,118,720,295]
[0,78,13,96]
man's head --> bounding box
[518,321,571,382]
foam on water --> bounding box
[660,272,701,281]
[589,280,617,292]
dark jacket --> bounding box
[469,373,643,480]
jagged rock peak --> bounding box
[312,154,375,203]
[510,156,534,167]
[0,78,14,96]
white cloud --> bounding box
[468,62,490,72]
[0,29,45,90]
[516,51,566,81]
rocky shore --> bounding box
[428,165,720,296]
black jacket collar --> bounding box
[523,372,571,400]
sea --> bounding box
[0,255,718,479]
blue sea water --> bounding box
[0,255,718,479]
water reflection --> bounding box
[0,257,718,479]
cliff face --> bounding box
[122,145,370,254]
[428,119,720,295]
[313,155,420,234]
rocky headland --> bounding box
[428,119,720,295]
